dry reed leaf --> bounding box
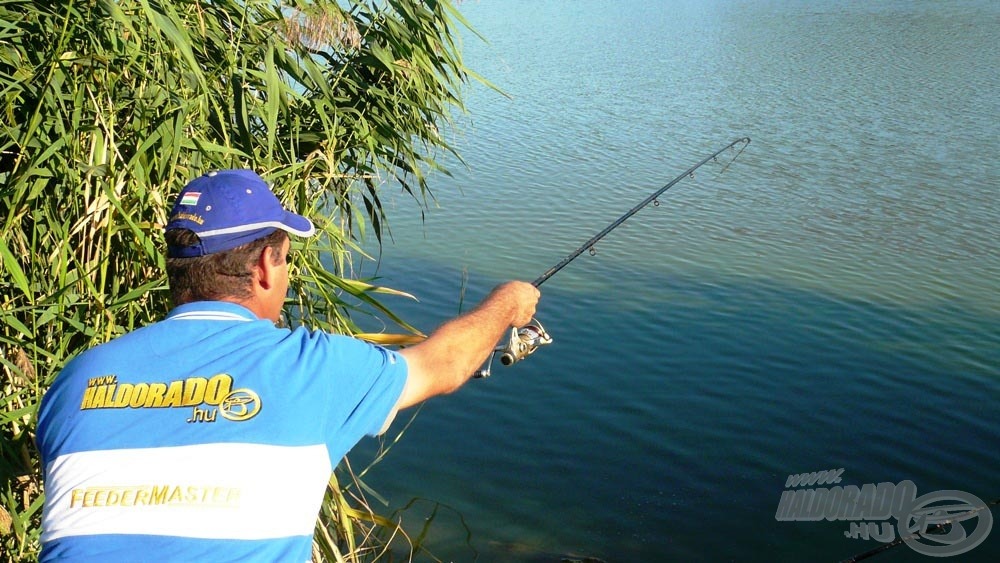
[284,8,361,51]
[0,505,12,535]
[14,345,35,382]
[17,475,39,512]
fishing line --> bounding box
[475,137,751,377]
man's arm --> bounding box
[395,281,540,409]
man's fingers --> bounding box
[498,281,540,327]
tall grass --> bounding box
[0,0,476,560]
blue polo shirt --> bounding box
[36,301,408,562]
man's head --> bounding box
[165,170,314,320]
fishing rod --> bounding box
[474,136,751,378]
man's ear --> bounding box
[254,246,279,290]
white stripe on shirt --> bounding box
[42,443,331,542]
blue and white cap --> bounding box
[166,169,315,257]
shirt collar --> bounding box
[165,301,260,322]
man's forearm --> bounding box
[396,281,540,408]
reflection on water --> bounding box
[351,1,1000,561]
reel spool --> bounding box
[500,322,553,366]
[474,319,552,378]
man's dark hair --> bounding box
[165,229,288,306]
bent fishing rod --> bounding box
[474,136,751,378]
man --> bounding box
[36,169,540,561]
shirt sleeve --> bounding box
[304,332,409,463]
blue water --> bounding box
[348,1,1000,561]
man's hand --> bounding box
[486,280,541,328]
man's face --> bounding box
[266,237,291,322]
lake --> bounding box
[350,1,1000,561]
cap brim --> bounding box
[281,211,315,237]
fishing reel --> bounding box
[473,319,553,378]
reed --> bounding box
[0,0,475,560]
